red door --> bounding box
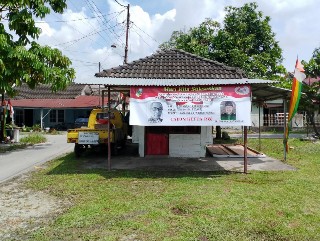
[146,127,169,155]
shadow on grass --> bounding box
[46,152,238,179]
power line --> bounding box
[113,0,127,8]
[67,0,126,53]
[130,24,155,50]
[131,22,160,45]
[48,9,103,50]
[85,0,126,47]
[68,0,112,48]
[69,58,99,65]
[61,1,126,73]
[53,23,121,48]
[63,49,94,54]
[34,11,121,23]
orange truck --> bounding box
[67,109,128,157]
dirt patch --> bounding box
[0,173,70,240]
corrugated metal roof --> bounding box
[80,78,277,86]
[251,84,291,101]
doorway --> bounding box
[24,109,34,127]
[145,126,169,155]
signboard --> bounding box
[130,85,252,126]
[78,132,99,144]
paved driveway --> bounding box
[0,133,297,183]
[0,133,74,183]
[81,142,296,173]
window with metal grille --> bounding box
[50,110,65,123]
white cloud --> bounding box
[37,22,55,37]
[38,0,320,82]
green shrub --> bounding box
[49,128,59,135]
[22,126,32,132]
[20,133,47,144]
[32,124,42,132]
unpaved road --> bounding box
[0,133,73,183]
[0,174,71,240]
[0,133,73,240]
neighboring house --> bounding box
[257,76,320,129]
[10,83,110,129]
[303,76,320,125]
[92,49,289,157]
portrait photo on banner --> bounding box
[220,101,236,120]
[147,101,164,123]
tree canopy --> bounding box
[0,0,75,97]
[300,48,320,136]
[303,47,320,78]
[160,2,286,79]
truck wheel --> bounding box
[74,144,84,157]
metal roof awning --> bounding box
[81,77,276,86]
[251,84,291,102]
[80,77,291,102]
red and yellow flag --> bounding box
[285,58,306,151]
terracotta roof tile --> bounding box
[10,96,107,108]
[95,49,246,79]
[13,83,88,99]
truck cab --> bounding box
[67,109,128,157]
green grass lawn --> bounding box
[25,138,320,241]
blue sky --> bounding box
[35,0,320,83]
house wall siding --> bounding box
[169,127,212,157]
[169,134,201,157]
[200,126,213,155]
[132,126,145,157]
[17,108,92,129]
[134,126,213,158]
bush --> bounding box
[22,126,32,132]
[49,128,59,135]
[20,133,47,144]
[32,124,42,132]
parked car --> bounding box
[74,118,89,128]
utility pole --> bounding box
[98,62,101,107]
[124,4,130,64]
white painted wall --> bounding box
[251,104,263,127]
[134,126,213,158]
[132,125,140,143]
[200,126,213,154]
[132,126,145,157]
[138,126,145,157]
[169,134,201,157]
[169,126,213,157]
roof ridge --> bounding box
[172,49,245,74]
[95,48,247,79]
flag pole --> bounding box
[285,56,306,158]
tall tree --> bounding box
[160,2,286,79]
[0,0,75,97]
[300,48,320,137]
[0,0,75,141]
[160,2,286,138]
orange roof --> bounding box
[11,95,108,108]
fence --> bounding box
[263,113,305,127]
